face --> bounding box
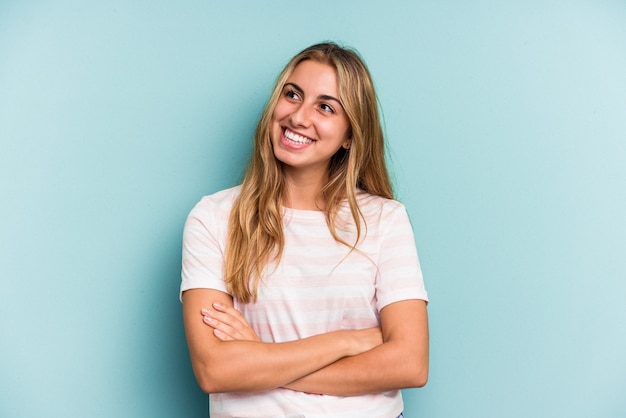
[270,60,351,178]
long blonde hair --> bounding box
[224,42,393,302]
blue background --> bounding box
[1,1,625,417]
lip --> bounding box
[280,127,315,150]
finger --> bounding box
[205,306,257,340]
[203,313,240,340]
[212,302,248,322]
[201,306,260,342]
[202,308,245,332]
[213,328,231,341]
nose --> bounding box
[289,104,311,128]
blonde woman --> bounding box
[181,42,428,418]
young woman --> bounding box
[181,42,429,418]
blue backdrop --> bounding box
[1,1,625,417]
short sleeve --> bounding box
[180,189,239,300]
[374,202,428,311]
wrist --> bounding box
[341,329,364,357]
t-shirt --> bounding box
[181,185,428,418]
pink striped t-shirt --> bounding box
[181,185,428,418]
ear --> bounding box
[342,139,352,150]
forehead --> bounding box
[286,60,339,95]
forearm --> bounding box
[189,330,358,394]
[284,300,429,396]
[283,339,428,396]
[183,289,379,394]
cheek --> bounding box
[330,114,351,139]
[324,119,351,140]
[270,105,287,140]
[272,101,290,122]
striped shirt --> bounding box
[181,186,428,418]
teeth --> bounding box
[284,129,313,144]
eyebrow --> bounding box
[284,82,344,107]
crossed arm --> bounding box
[182,288,428,396]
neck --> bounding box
[282,167,328,211]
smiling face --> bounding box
[270,60,351,180]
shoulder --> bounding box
[194,185,242,211]
[334,190,411,235]
[355,190,406,219]
[187,185,242,222]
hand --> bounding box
[202,302,260,342]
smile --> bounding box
[284,128,314,145]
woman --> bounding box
[181,42,428,417]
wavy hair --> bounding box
[224,42,393,302]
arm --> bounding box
[285,299,429,396]
[205,298,429,396]
[182,288,383,394]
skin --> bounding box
[202,298,428,396]
[182,288,384,394]
[182,60,429,396]
[270,60,352,210]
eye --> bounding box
[284,89,300,101]
[320,103,335,114]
